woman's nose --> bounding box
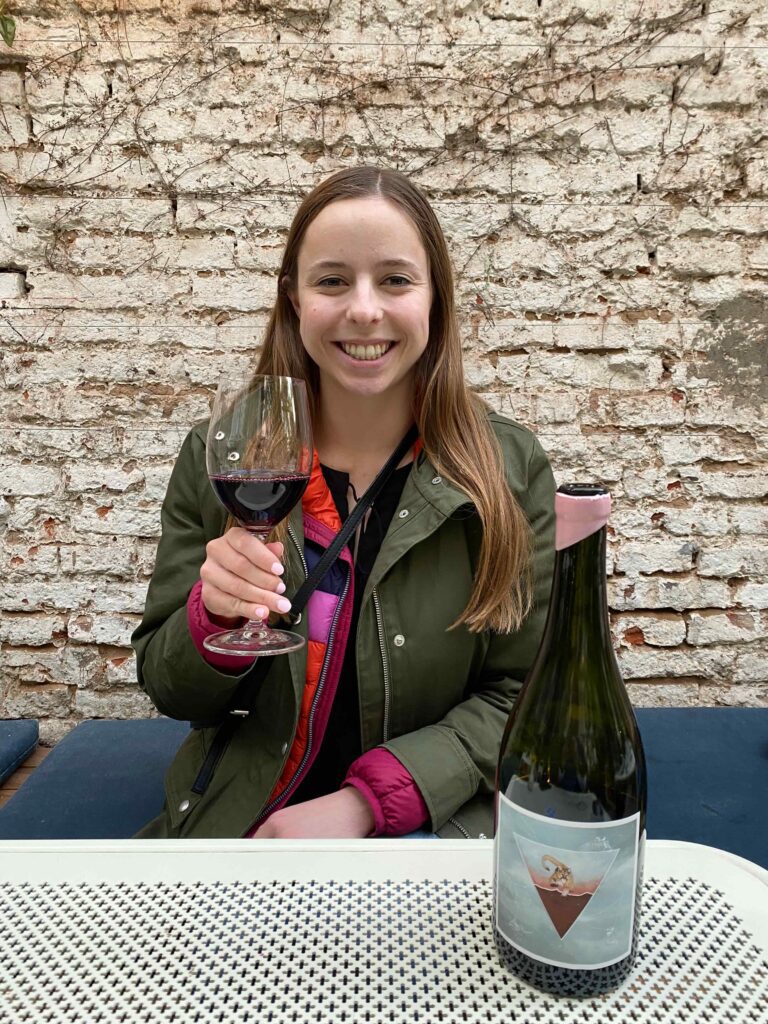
[345,281,383,324]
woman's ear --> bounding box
[281,275,300,318]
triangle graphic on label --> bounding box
[513,834,620,939]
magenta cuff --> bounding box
[343,747,429,836]
[186,579,254,674]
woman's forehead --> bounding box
[298,196,428,269]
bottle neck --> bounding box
[543,526,612,654]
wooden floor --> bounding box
[0,746,50,809]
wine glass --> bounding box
[204,372,313,656]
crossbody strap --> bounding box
[189,423,420,797]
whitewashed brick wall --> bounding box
[1,1,766,742]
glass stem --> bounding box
[241,527,272,639]
[241,617,268,639]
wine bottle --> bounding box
[493,484,646,997]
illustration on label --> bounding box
[495,796,640,970]
[514,835,619,938]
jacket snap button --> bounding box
[398,509,409,519]
[394,634,405,647]
[179,799,190,812]
[432,476,442,485]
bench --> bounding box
[0,709,765,867]
[0,718,188,840]
[0,719,39,786]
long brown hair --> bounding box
[256,166,532,634]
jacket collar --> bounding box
[299,437,467,526]
[356,451,475,606]
[411,448,475,519]
[285,445,474,627]
[302,449,342,533]
[291,446,474,538]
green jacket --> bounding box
[132,412,555,839]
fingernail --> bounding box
[272,562,284,575]
[255,607,267,620]
[277,598,292,613]
[276,581,286,594]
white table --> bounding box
[1,839,766,1023]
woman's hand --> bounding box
[252,789,375,839]
[199,529,291,625]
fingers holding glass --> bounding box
[200,564,291,624]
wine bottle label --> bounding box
[495,794,641,970]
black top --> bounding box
[288,460,412,803]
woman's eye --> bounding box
[317,277,344,287]
[386,275,411,287]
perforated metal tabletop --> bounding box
[0,840,766,1024]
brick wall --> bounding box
[1,1,766,742]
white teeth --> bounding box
[340,342,392,361]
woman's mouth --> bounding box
[336,341,395,362]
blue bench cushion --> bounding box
[0,718,189,840]
[0,720,39,785]
[637,707,767,868]
[0,710,765,862]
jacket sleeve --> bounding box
[381,432,556,832]
[343,748,430,835]
[131,427,254,721]
[187,580,253,675]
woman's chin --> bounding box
[325,367,417,403]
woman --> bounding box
[132,166,556,839]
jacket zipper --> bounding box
[448,816,471,839]
[250,558,351,828]
[287,522,309,581]
[372,587,391,741]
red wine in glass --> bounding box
[204,373,313,657]
[210,471,310,533]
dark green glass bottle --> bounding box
[493,484,646,997]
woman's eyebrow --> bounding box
[306,258,423,273]
[379,258,423,273]
[307,260,347,272]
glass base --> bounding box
[203,624,305,657]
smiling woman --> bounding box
[131,166,557,843]
[286,196,432,421]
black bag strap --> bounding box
[190,423,419,796]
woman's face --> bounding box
[289,196,433,402]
